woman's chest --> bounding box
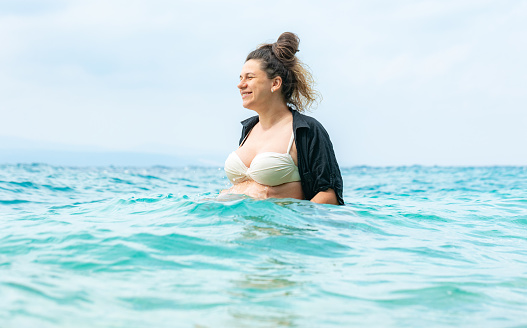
[236,129,298,168]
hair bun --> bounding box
[271,32,300,65]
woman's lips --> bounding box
[241,92,252,99]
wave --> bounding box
[1,164,527,327]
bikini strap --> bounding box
[286,131,295,153]
[239,127,253,147]
[239,133,250,147]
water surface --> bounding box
[1,164,526,327]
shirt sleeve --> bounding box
[306,122,344,205]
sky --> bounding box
[1,0,526,166]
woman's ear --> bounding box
[272,76,282,92]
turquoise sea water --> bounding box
[1,164,526,327]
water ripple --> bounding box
[1,164,526,327]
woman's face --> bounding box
[237,59,274,109]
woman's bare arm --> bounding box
[310,188,338,205]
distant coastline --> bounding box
[0,135,225,166]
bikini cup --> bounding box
[224,132,301,187]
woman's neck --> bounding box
[253,102,291,130]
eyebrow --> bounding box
[240,72,256,78]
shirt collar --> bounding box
[240,115,259,129]
[291,108,309,130]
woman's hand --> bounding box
[310,188,338,205]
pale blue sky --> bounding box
[1,0,526,166]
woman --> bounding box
[223,32,344,205]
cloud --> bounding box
[1,0,526,165]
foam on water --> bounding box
[1,164,526,327]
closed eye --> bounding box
[239,74,255,81]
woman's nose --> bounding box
[238,80,246,89]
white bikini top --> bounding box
[224,132,301,186]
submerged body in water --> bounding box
[220,180,304,200]
[1,164,526,327]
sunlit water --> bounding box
[1,164,526,327]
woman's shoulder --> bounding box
[292,110,330,136]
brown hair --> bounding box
[246,32,320,112]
